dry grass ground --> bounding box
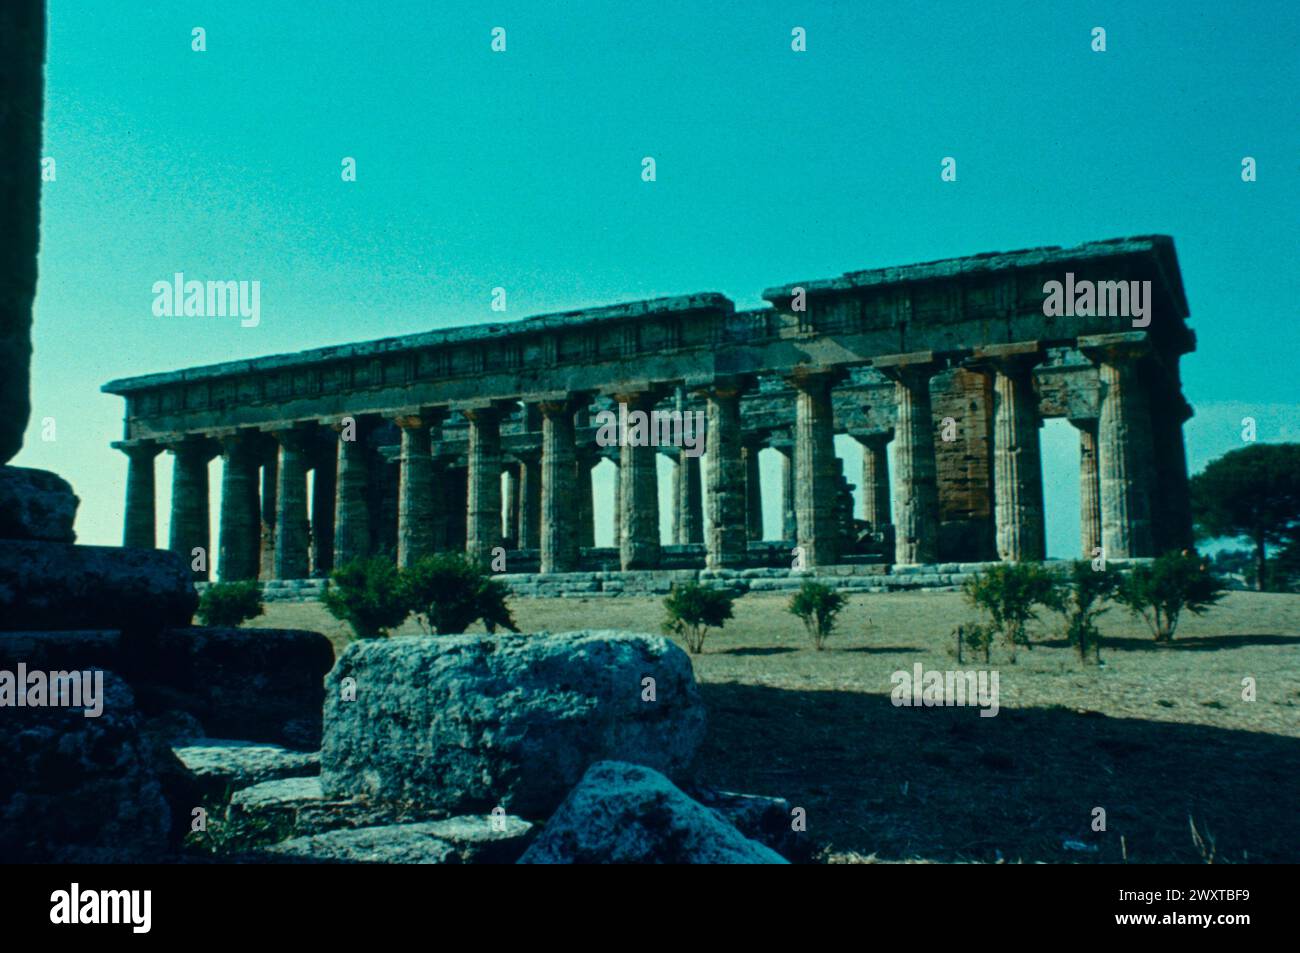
[254,590,1300,864]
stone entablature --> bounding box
[103,235,1197,582]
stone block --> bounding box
[0,465,77,541]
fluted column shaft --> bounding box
[987,352,1046,561]
[576,451,596,549]
[676,450,703,544]
[1087,342,1157,558]
[333,424,370,566]
[878,358,940,565]
[743,439,764,541]
[273,429,311,580]
[121,442,159,549]
[218,433,261,580]
[310,450,335,576]
[703,385,748,568]
[540,400,579,573]
[779,445,796,540]
[169,439,214,580]
[517,450,541,550]
[791,372,840,567]
[616,391,662,570]
[1074,419,1102,557]
[464,407,503,565]
[259,454,277,579]
[395,415,435,567]
[858,432,891,531]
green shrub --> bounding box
[322,557,410,640]
[1053,560,1120,662]
[788,580,847,650]
[196,580,264,627]
[662,582,735,654]
[962,562,1060,661]
[956,621,996,664]
[1115,551,1225,642]
[402,552,518,635]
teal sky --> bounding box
[18,0,1299,556]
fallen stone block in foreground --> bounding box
[174,740,320,800]
[258,815,534,864]
[0,465,77,541]
[229,776,441,837]
[0,540,196,632]
[518,761,787,864]
[322,630,705,819]
[0,670,171,862]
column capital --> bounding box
[967,341,1047,375]
[854,428,894,449]
[872,351,948,386]
[162,434,219,460]
[390,407,448,430]
[265,423,316,449]
[536,393,584,418]
[605,383,669,407]
[690,374,754,401]
[784,366,845,393]
[1078,332,1152,366]
[113,439,162,459]
[457,400,515,423]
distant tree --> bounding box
[788,581,847,650]
[1114,551,1225,642]
[322,558,409,640]
[401,552,518,635]
[662,583,735,654]
[1190,443,1300,591]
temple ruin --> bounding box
[103,236,1196,583]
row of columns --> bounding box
[119,336,1168,580]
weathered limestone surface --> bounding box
[539,399,578,572]
[980,345,1047,561]
[0,464,77,541]
[0,671,171,862]
[0,541,197,631]
[259,816,534,865]
[518,761,787,864]
[174,740,320,798]
[321,631,706,819]
[1073,418,1102,556]
[332,427,369,566]
[616,390,662,570]
[856,432,891,531]
[169,439,214,579]
[464,407,503,565]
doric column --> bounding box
[217,432,262,580]
[1070,418,1102,558]
[613,388,664,570]
[332,419,371,567]
[743,437,764,541]
[168,437,216,580]
[974,344,1047,562]
[310,445,336,576]
[676,449,703,544]
[259,453,278,579]
[856,431,892,531]
[700,379,749,568]
[610,457,622,549]
[118,441,160,549]
[667,451,681,544]
[516,449,542,550]
[576,449,596,550]
[789,369,841,567]
[394,412,438,568]
[777,443,796,540]
[502,465,519,546]
[463,405,503,566]
[1080,334,1157,558]
[539,398,579,573]
[272,427,311,580]
[876,353,942,565]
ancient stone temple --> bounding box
[103,236,1196,582]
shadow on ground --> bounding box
[696,681,1300,864]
